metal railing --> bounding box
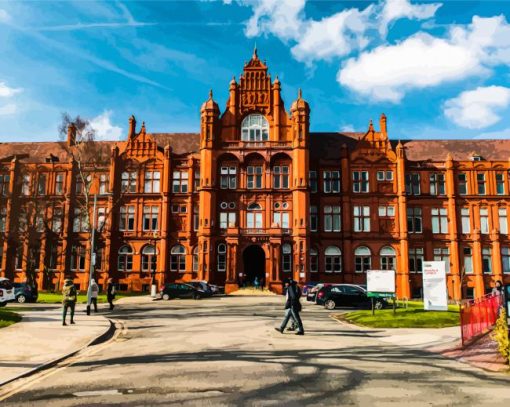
[460,293,503,346]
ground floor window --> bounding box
[192,246,199,272]
[380,246,396,270]
[282,244,292,272]
[502,247,510,274]
[355,246,371,273]
[170,245,186,272]
[142,245,157,272]
[118,245,133,272]
[482,247,492,274]
[217,243,226,272]
[409,248,423,273]
[325,246,341,273]
[70,245,86,271]
[310,248,318,272]
[433,247,450,272]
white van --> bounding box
[0,277,16,307]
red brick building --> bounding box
[1,51,510,299]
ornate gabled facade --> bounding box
[1,50,510,299]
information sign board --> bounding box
[423,261,448,311]
[367,269,395,298]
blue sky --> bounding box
[1,0,510,142]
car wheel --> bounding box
[324,299,336,310]
[0,302,6,307]
[193,293,201,300]
[17,295,26,304]
[375,300,384,310]
[162,294,170,301]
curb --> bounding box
[0,318,115,388]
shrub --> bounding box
[491,308,510,364]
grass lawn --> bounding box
[37,292,144,304]
[0,308,22,329]
[337,301,460,329]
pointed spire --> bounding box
[209,89,213,100]
[141,121,146,134]
[253,43,258,59]
[368,119,374,132]
[298,88,302,99]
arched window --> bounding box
[355,246,371,273]
[246,202,263,228]
[241,114,269,141]
[192,246,199,272]
[282,243,292,273]
[170,245,186,272]
[217,243,227,272]
[310,247,318,273]
[380,246,396,271]
[325,246,342,273]
[141,245,157,272]
[247,202,262,210]
[118,245,133,272]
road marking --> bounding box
[0,319,127,403]
[73,389,121,397]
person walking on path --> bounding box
[88,278,99,313]
[275,278,304,335]
[254,276,260,290]
[107,278,116,311]
[62,278,77,326]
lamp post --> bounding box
[150,231,158,298]
[86,193,97,316]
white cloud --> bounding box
[474,127,510,139]
[0,82,22,98]
[0,9,10,23]
[89,110,123,140]
[0,103,17,116]
[380,0,442,36]
[444,86,510,129]
[338,15,510,102]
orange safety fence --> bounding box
[460,293,503,346]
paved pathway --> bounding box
[0,306,111,385]
[2,296,510,406]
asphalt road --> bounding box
[3,296,510,406]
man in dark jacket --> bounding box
[107,278,115,311]
[275,279,304,335]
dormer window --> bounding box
[470,153,483,161]
[241,114,269,141]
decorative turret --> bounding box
[200,90,220,149]
[291,89,310,146]
[380,113,387,136]
[291,88,309,113]
[128,115,136,139]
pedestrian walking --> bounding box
[107,278,116,311]
[275,278,304,335]
[492,280,504,296]
[254,276,260,290]
[87,278,99,313]
[62,278,77,326]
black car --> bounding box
[13,283,38,303]
[319,284,387,310]
[160,283,212,300]
[189,281,214,296]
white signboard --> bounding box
[367,269,395,294]
[423,261,448,311]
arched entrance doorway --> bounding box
[242,245,265,287]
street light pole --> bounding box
[150,231,158,298]
[86,193,97,315]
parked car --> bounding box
[0,278,16,307]
[307,283,335,303]
[189,281,213,295]
[318,284,388,310]
[302,282,319,295]
[13,282,38,303]
[159,283,212,300]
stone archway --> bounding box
[242,245,266,287]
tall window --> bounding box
[309,171,317,193]
[241,114,269,141]
[194,170,200,192]
[480,208,489,234]
[99,174,109,194]
[324,206,341,232]
[273,211,290,228]
[193,205,199,231]
[325,246,342,273]
[463,247,473,274]
[120,206,135,231]
[35,208,45,232]
[496,173,505,195]
[499,207,508,234]
[73,208,89,232]
[352,171,369,193]
[172,171,188,193]
[143,206,159,231]
[220,167,237,189]
[273,166,289,189]
[433,247,450,272]
[55,173,65,195]
[458,173,468,195]
[377,171,393,181]
[310,248,318,273]
[409,248,424,273]
[380,246,396,270]
[0,207,6,232]
[192,246,199,272]
[220,212,236,229]
[355,246,371,273]
[71,245,86,271]
[142,245,157,272]
[482,247,492,274]
[323,171,340,193]
[18,211,27,232]
[170,245,186,272]
[430,173,445,195]
[502,247,510,274]
[118,245,133,272]
[246,203,263,228]
[310,205,318,232]
[21,174,31,196]
[0,174,10,196]
[461,208,471,234]
[52,207,63,233]
[48,243,59,270]
[282,244,292,273]
[247,166,263,189]
[353,206,370,232]
[378,205,395,218]
[97,207,106,231]
[431,208,448,234]
[405,173,420,195]
[144,171,160,193]
[121,171,137,193]
[477,173,486,195]
[36,173,46,196]
[217,243,226,272]
[15,245,23,269]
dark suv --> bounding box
[13,283,38,303]
[317,284,387,310]
[160,283,212,300]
